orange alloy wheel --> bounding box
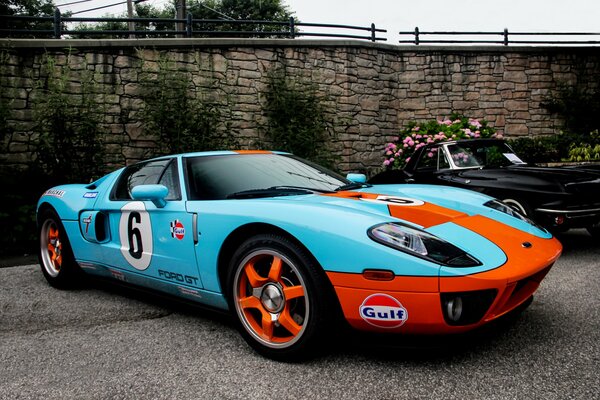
[233,249,309,349]
[40,219,63,278]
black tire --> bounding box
[226,233,335,361]
[38,208,82,289]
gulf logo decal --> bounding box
[170,219,185,240]
[359,293,408,328]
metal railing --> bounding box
[0,9,387,42]
[399,27,600,45]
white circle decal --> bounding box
[361,196,424,206]
[119,202,153,270]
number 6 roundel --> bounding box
[119,202,153,270]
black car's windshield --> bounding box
[447,141,526,168]
[185,153,350,200]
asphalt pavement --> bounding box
[0,230,598,399]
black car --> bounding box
[369,139,600,236]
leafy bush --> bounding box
[567,130,600,162]
[542,85,600,136]
[263,69,336,168]
[139,56,236,155]
[383,114,498,169]
[32,53,106,184]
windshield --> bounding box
[185,153,350,200]
[446,141,525,168]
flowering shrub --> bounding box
[382,114,500,169]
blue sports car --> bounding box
[38,151,562,360]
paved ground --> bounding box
[0,230,598,399]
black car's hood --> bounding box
[452,164,600,193]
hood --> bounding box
[453,165,600,192]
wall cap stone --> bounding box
[1,38,599,54]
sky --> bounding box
[54,0,600,44]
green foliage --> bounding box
[72,3,174,38]
[383,114,498,169]
[71,0,294,38]
[0,0,55,16]
[508,130,600,164]
[508,136,563,163]
[31,53,106,184]
[139,56,235,155]
[568,143,600,162]
[0,0,60,38]
[542,84,600,136]
[0,96,13,152]
[262,69,336,168]
[567,130,600,162]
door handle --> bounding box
[192,213,198,245]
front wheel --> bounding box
[227,234,334,361]
[38,208,82,289]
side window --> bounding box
[415,147,441,171]
[439,149,450,169]
[112,159,181,201]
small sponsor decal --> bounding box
[108,269,126,282]
[43,189,65,198]
[78,262,98,271]
[359,293,408,328]
[178,286,203,299]
[83,192,98,199]
[170,219,185,240]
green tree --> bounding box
[71,0,294,38]
[72,3,174,39]
[187,0,293,36]
[0,0,57,37]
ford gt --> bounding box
[37,150,562,360]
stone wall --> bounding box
[1,38,599,174]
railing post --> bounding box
[289,17,295,38]
[503,28,508,45]
[371,23,375,42]
[415,26,419,45]
[53,8,61,38]
[186,12,193,37]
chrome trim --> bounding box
[535,207,600,215]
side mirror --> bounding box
[131,184,169,208]
[346,173,367,183]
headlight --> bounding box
[368,223,481,267]
[484,199,548,233]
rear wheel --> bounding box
[38,208,81,289]
[227,234,334,361]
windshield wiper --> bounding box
[335,182,372,191]
[227,186,331,199]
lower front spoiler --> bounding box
[327,263,553,335]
